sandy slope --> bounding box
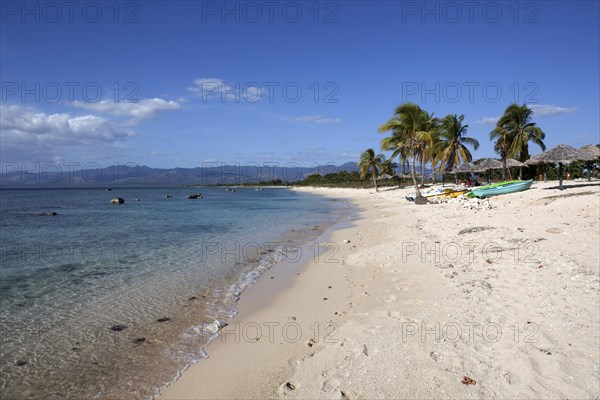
[158,180,599,400]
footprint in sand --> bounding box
[383,294,397,303]
[322,377,342,392]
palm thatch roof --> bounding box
[376,173,394,180]
[450,162,478,174]
[526,144,597,165]
[505,158,527,167]
[580,144,600,159]
[473,158,503,171]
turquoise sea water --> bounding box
[0,187,349,399]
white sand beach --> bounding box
[158,180,600,399]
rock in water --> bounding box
[110,324,127,332]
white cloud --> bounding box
[528,104,577,116]
[474,117,500,125]
[293,115,342,124]
[0,104,133,162]
[72,98,181,120]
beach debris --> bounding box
[459,226,494,235]
[430,195,492,210]
[362,344,369,356]
[285,382,296,390]
[343,239,351,244]
[110,197,125,204]
[15,360,27,366]
[307,339,316,347]
[486,259,493,264]
[545,227,561,234]
[132,337,146,344]
[188,296,198,301]
[110,324,127,332]
[323,297,328,300]
[156,317,171,323]
[461,376,476,385]
[537,264,544,269]
[538,348,552,355]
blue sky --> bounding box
[1,0,598,169]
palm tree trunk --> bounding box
[454,172,458,185]
[420,153,425,186]
[372,169,378,192]
[501,157,508,180]
[412,153,426,204]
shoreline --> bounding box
[158,181,599,399]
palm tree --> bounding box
[495,104,546,178]
[435,114,480,183]
[358,148,386,192]
[378,103,434,204]
[381,132,409,187]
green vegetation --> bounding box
[491,103,546,179]
[358,149,387,192]
[295,104,597,191]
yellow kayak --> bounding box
[426,189,468,198]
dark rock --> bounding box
[16,360,27,366]
[285,382,295,390]
[188,296,198,301]
[110,324,127,332]
[157,317,171,323]
[132,337,146,344]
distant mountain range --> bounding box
[0,162,361,187]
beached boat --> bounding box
[466,180,522,198]
[424,188,469,198]
[471,179,533,198]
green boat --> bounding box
[471,179,533,198]
[466,180,522,198]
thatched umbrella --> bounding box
[580,144,600,158]
[579,145,600,181]
[526,144,597,190]
[450,162,478,174]
[505,158,527,168]
[472,158,504,183]
[377,173,394,180]
[473,158,503,171]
